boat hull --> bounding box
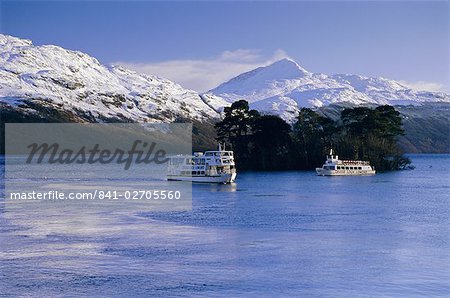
[167,173,237,184]
[316,168,376,176]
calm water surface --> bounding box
[1,154,449,296]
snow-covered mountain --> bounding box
[205,58,449,122]
[0,34,219,123]
[1,34,448,125]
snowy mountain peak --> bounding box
[265,58,309,78]
[0,34,33,49]
[206,57,449,123]
[206,58,311,105]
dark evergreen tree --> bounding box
[252,115,292,170]
[292,108,336,169]
[215,100,260,170]
[339,105,409,171]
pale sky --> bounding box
[1,1,449,92]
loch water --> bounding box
[0,154,449,296]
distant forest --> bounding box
[215,100,411,172]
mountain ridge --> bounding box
[206,57,449,122]
[1,34,449,154]
[0,34,219,123]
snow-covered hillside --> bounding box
[206,58,449,122]
[0,34,219,123]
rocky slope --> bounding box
[0,34,219,123]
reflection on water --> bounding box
[1,155,450,296]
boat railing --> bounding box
[341,160,370,165]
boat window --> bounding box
[170,158,180,165]
[358,167,362,170]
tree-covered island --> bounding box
[215,100,411,172]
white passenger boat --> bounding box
[167,145,237,184]
[316,149,376,176]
